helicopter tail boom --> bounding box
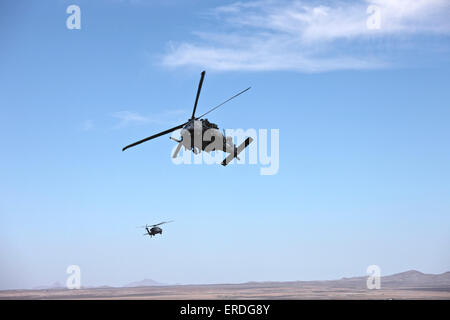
[221,137,253,166]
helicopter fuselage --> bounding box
[122,71,252,166]
[179,119,235,155]
[146,226,162,236]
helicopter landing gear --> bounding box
[192,146,200,154]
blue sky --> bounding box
[0,0,449,289]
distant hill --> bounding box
[81,285,114,289]
[24,270,450,292]
[279,270,450,289]
[378,270,450,288]
[121,271,450,289]
[123,279,166,288]
[32,281,65,290]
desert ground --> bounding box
[1,270,449,300]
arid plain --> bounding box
[1,270,449,300]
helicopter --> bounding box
[122,71,253,166]
[138,221,174,238]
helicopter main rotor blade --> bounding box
[122,123,187,151]
[151,220,174,227]
[196,87,251,120]
[191,70,206,119]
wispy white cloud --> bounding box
[112,111,151,127]
[162,0,450,72]
[112,110,186,128]
[82,119,94,131]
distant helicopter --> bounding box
[122,71,253,166]
[138,221,174,238]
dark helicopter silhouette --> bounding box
[122,71,253,166]
[138,221,173,238]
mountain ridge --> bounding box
[26,269,450,291]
